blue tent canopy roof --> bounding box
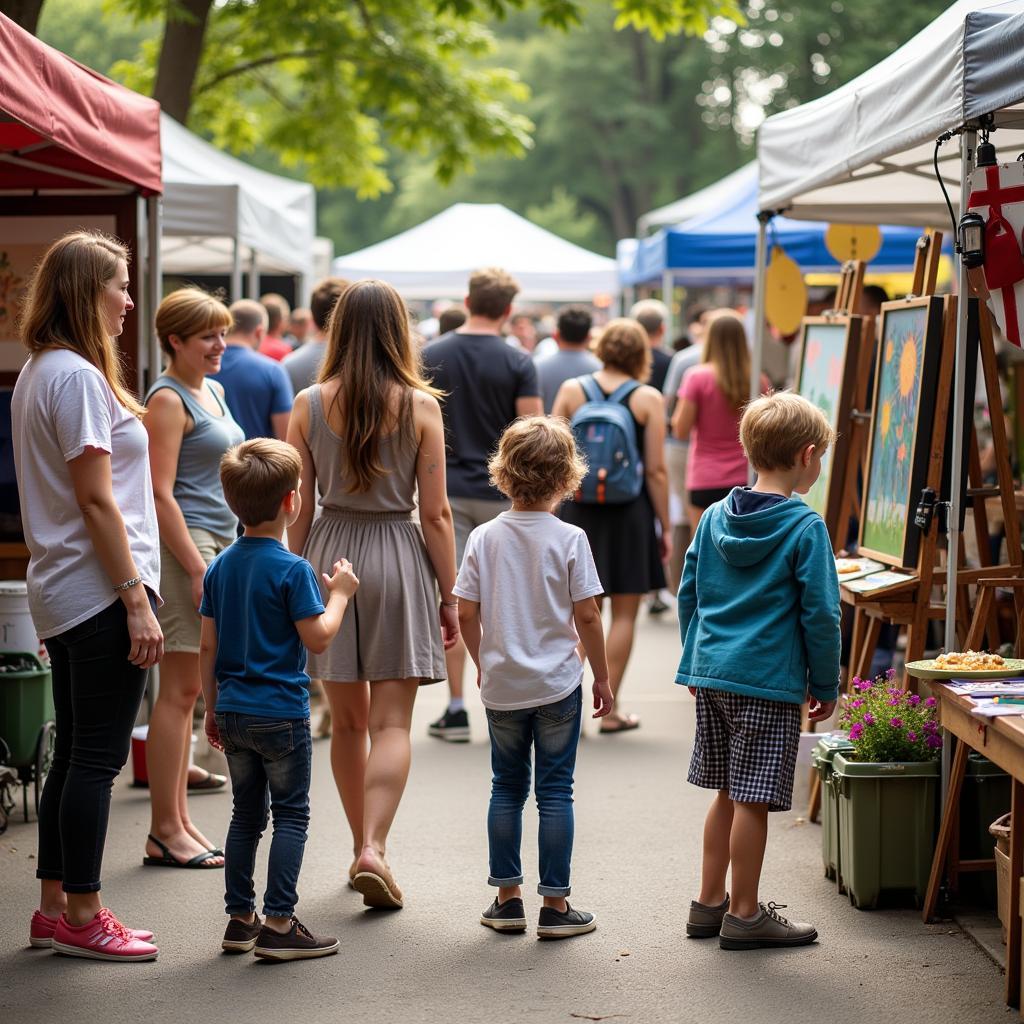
[623,164,929,286]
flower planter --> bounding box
[812,735,855,889]
[833,752,939,910]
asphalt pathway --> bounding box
[0,607,1009,1023]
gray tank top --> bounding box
[308,385,417,514]
[145,375,244,538]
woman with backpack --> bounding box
[552,318,670,735]
[670,311,771,533]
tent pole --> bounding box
[147,195,162,391]
[750,215,770,484]
[944,129,975,653]
[661,270,674,343]
[248,248,259,300]
[231,238,243,302]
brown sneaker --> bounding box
[253,917,340,961]
[686,894,729,938]
[719,902,817,950]
[222,913,262,953]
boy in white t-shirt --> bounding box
[455,416,613,939]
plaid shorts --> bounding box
[688,688,802,812]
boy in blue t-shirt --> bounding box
[199,438,358,962]
[677,393,840,951]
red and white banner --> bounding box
[968,162,1024,347]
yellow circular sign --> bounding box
[825,223,883,263]
[764,246,807,336]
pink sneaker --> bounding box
[52,909,159,961]
[30,909,154,948]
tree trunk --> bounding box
[0,0,45,35]
[152,0,213,124]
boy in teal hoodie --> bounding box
[677,392,840,951]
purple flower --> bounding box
[850,723,864,740]
[923,720,938,733]
[861,680,873,690]
[908,694,921,707]
[851,698,864,708]
[907,731,918,742]
[925,696,937,708]
[886,668,897,681]
[890,717,903,728]
[926,734,943,749]
[888,697,901,706]
[864,712,875,725]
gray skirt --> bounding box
[303,509,446,684]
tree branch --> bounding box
[196,49,327,93]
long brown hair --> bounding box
[19,231,144,416]
[702,312,751,411]
[318,279,442,493]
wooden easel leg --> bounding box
[924,739,969,922]
[855,614,882,681]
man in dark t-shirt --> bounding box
[422,267,543,741]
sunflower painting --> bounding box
[859,298,944,567]
[794,317,860,542]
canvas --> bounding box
[794,317,861,543]
[859,297,944,567]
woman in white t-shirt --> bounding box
[12,231,163,962]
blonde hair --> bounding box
[319,280,442,493]
[19,230,144,417]
[595,318,651,381]
[220,438,302,526]
[702,312,751,411]
[466,267,520,319]
[155,288,232,358]
[740,391,835,472]
[489,416,587,505]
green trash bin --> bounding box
[0,652,54,767]
[812,735,854,888]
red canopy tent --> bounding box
[0,12,162,390]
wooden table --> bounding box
[924,682,1024,1010]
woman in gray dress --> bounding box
[288,279,459,909]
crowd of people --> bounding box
[12,229,841,965]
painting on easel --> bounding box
[859,296,945,568]
[794,316,862,542]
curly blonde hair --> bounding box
[489,417,587,506]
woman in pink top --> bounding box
[671,312,769,533]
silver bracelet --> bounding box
[442,600,458,607]
[113,575,142,592]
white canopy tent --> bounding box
[160,114,316,301]
[636,162,756,236]
[755,0,1024,653]
[332,203,619,301]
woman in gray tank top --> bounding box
[143,289,243,870]
[288,280,459,909]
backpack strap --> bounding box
[577,375,604,404]
[607,379,642,407]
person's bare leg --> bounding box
[698,789,733,906]
[687,504,703,537]
[444,638,466,703]
[323,680,370,866]
[356,678,419,874]
[145,651,222,864]
[728,801,770,919]
[39,878,67,918]
[65,892,103,927]
[604,593,642,719]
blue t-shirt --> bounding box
[199,537,325,719]
[212,345,293,441]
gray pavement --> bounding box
[0,608,1009,1023]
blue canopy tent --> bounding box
[622,164,928,288]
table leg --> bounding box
[1008,780,1023,1010]
[923,739,968,922]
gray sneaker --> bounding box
[686,894,729,938]
[719,901,817,950]
[480,897,527,932]
[536,902,596,939]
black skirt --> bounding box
[559,490,666,595]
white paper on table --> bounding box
[969,699,1024,718]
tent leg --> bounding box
[231,238,243,302]
[750,216,770,484]
[146,195,162,391]
[248,248,259,300]
[944,129,976,653]
[661,270,674,342]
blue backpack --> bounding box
[570,376,644,504]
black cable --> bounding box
[934,133,961,248]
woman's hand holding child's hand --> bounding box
[204,709,222,751]
[439,603,460,650]
[592,677,614,718]
[323,558,359,598]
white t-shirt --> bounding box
[12,349,161,638]
[452,511,603,710]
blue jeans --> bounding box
[485,686,582,897]
[216,713,311,919]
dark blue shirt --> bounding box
[200,537,325,719]
[212,345,293,441]
[730,487,788,516]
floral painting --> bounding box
[860,300,942,566]
[0,249,26,342]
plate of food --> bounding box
[905,651,1024,679]
[834,556,885,583]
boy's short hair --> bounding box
[489,416,587,506]
[594,318,652,381]
[466,267,519,320]
[740,392,835,472]
[220,438,302,526]
[556,305,592,344]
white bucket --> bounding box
[0,580,46,661]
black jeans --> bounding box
[36,599,150,893]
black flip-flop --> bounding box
[187,768,228,792]
[143,833,224,869]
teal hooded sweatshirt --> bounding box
[675,490,841,705]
